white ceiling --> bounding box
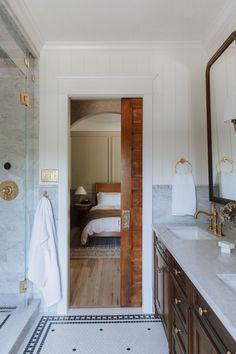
[19,0,233,42]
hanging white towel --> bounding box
[172,172,196,216]
[219,171,236,200]
[28,196,61,307]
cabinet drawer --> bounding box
[155,234,169,262]
[172,308,188,354]
[172,334,186,354]
[172,276,188,331]
[193,290,236,353]
[172,259,187,294]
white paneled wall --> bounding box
[39,46,207,185]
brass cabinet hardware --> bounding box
[174,268,182,276]
[0,180,19,201]
[175,158,192,173]
[19,279,27,293]
[174,326,182,334]
[175,298,182,305]
[226,351,232,354]
[198,306,208,316]
[157,266,165,273]
[122,210,130,229]
[20,92,30,106]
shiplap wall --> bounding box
[39,46,207,185]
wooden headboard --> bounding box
[95,183,121,194]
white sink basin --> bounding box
[167,226,215,241]
[217,274,236,294]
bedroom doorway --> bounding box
[69,99,121,307]
[69,97,143,308]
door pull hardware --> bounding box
[19,279,27,293]
[20,92,30,106]
[122,210,130,229]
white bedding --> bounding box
[81,205,121,245]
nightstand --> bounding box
[74,203,92,221]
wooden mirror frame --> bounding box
[206,31,236,204]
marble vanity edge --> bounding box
[153,223,236,342]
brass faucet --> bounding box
[194,204,224,237]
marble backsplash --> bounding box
[152,185,212,224]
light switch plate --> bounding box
[41,169,59,183]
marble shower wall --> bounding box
[0,57,28,293]
[0,3,41,296]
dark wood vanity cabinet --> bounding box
[154,235,171,344]
[153,231,236,354]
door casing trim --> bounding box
[56,75,156,314]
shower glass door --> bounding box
[0,43,32,306]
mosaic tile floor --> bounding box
[18,314,168,354]
[0,307,16,329]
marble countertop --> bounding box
[153,222,236,341]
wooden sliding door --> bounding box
[120,98,143,307]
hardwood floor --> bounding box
[70,259,120,308]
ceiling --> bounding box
[18,0,233,43]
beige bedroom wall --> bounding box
[71,131,121,197]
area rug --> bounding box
[21,314,168,354]
[70,237,120,259]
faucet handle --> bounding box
[217,222,224,237]
[211,203,218,214]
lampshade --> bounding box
[224,95,236,122]
[74,186,87,195]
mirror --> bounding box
[206,31,236,204]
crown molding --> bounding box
[204,0,236,56]
[43,40,203,52]
[2,0,44,57]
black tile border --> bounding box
[0,314,11,329]
[0,307,16,329]
[23,314,161,354]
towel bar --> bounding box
[216,156,236,173]
[175,158,192,173]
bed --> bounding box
[80,183,121,245]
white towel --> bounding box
[219,171,236,200]
[172,172,196,216]
[28,196,61,307]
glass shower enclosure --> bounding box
[0,10,35,313]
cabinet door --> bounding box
[191,310,226,354]
[154,245,164,315]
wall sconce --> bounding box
[224,95,236,132]
[74,185,87,203]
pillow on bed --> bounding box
[97,192,121,206]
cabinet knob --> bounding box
[226,352,232,354]
[174,326,182,334]
[198,306,208,316]
[174,298,182,305]
[174,268,182,276]
[157,266,164,273]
